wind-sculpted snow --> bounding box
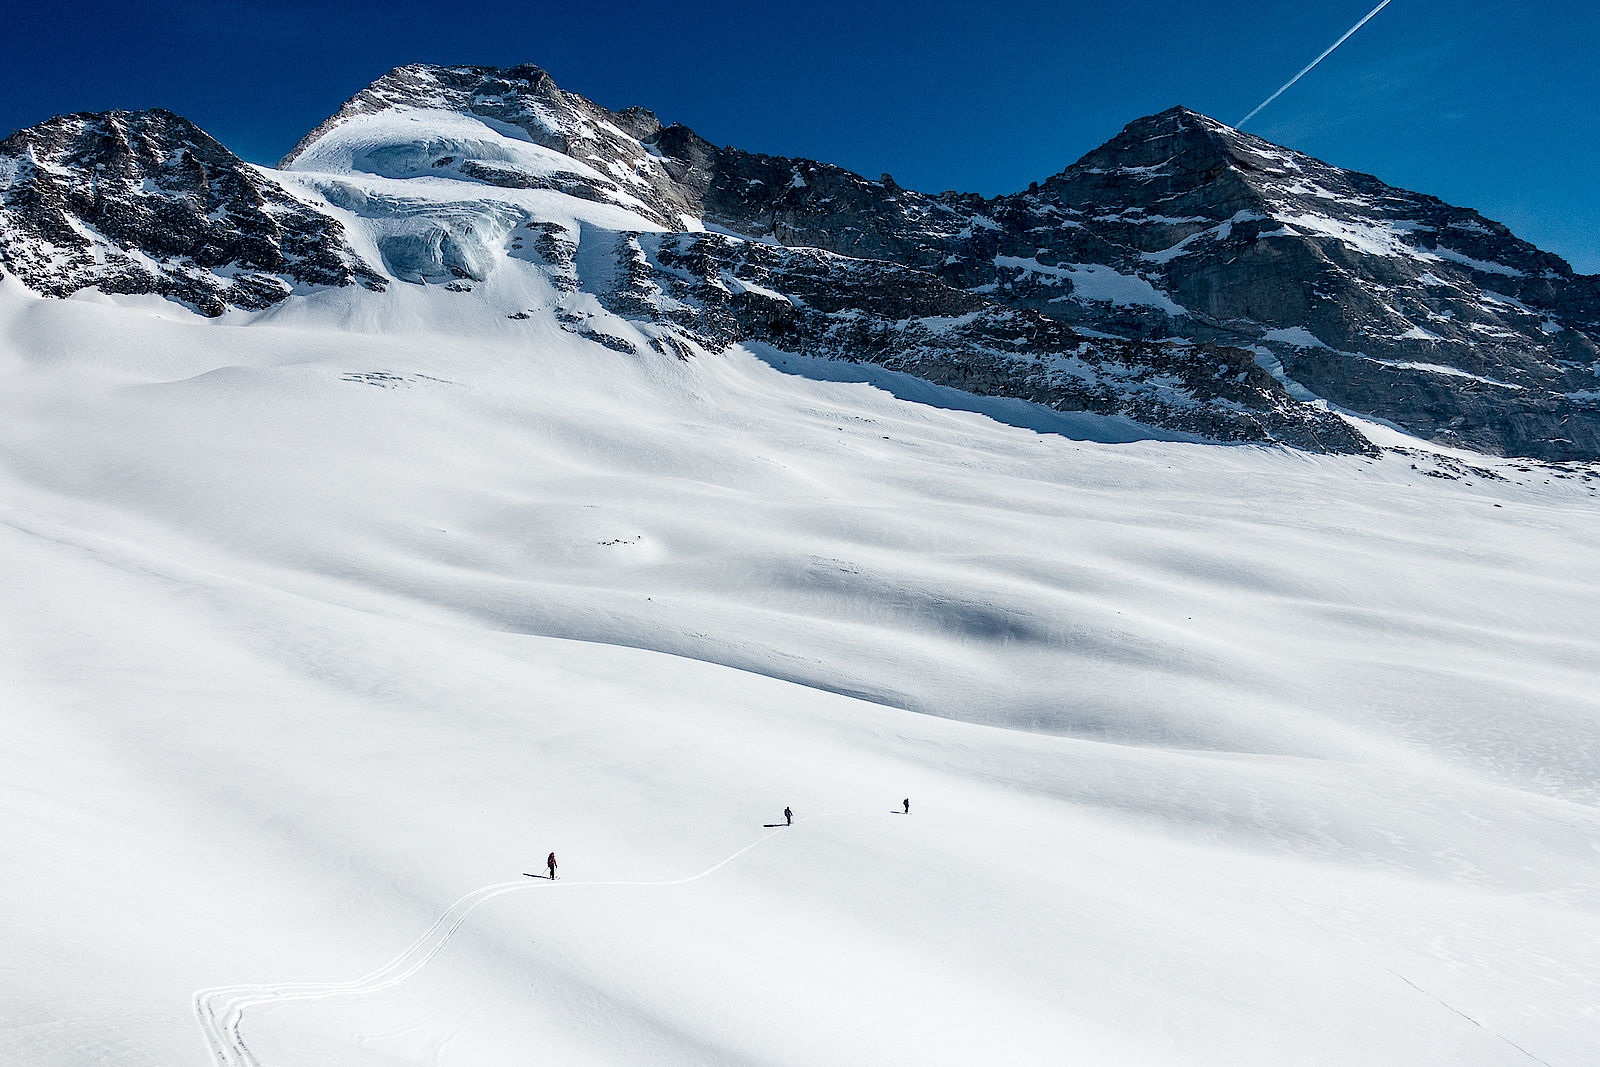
[282,64,698,230]
[2,283,1599,1064]
[195,823,802,1067]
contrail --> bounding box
[1237,0,1394,128]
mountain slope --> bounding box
[13,63,1600,456]
[263,66,1367,451]
[620,96,1600,460]
[2,272,1598,1066]
[970,107,1600,460]
[0,109,383,315]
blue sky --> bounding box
[5,0,1597,272]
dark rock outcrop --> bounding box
[967,108,1600,461]
[644,102,1600,460]
[634,231,1366,451]
[0,109,383,315]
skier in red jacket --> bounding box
[547,852,557,880]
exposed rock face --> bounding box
[646,123,975,266]
[0,109,383,315]
[656,103,1600,461]
[579,229,1366,451]
[4,65,1597,459]
[971,109,1600,462]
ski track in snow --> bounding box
[192,817,822,1067]
[1387,970,1555,1067]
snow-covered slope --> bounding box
[3,61,1600,1067]
[2,264,1599,1065]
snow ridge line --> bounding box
[192,817,820,1067]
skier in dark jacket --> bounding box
[903,798,910,814]
[547,852,557,880]
[783,806,792,826]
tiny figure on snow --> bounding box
[903,798,910,814]
[784,806,793,826]
[547,852,558,880]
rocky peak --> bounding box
[281,62,704,229]
[1066,105,1238,170]
[0,108,382,315]
[1034,106,1267,224]
[7,108,219,184]
[956,106,1600,460]
[283,63,571,165]
[282,63,973,255]
[613,106,664,141]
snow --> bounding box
[1260,207,1523,281]
[4,113,1600,1067]
[1057,263,1185,314]
[288,108,604,187]
[1141,211,1267,264]
[282,108,664,232]
[273,129,667,298]
[1362,357,1526,390]
[1246,345,1325,404]
[1431,248,1525,277]
[1278,179,1344,200]
[1263,329,1523,390]
[995,256,1186,316]
[1275,212,1428,259]
[1103,212,1209,225]
[1477,288,1534,314]
[716,270,791,304]
[994,254,1071,280]
[1261,325,1329,349]
[1140,230,1210,264]
[1080,161,1173,179]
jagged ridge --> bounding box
[0,109,383,315]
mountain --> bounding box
[0,109,383,315]
[5,64,1600,1067]
[972,108,1600,462]
[3,63,1598,459]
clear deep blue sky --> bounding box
[5,0,1596,272]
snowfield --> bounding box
[3,249,1600,1066]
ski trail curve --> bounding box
[193,818,821,1067]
